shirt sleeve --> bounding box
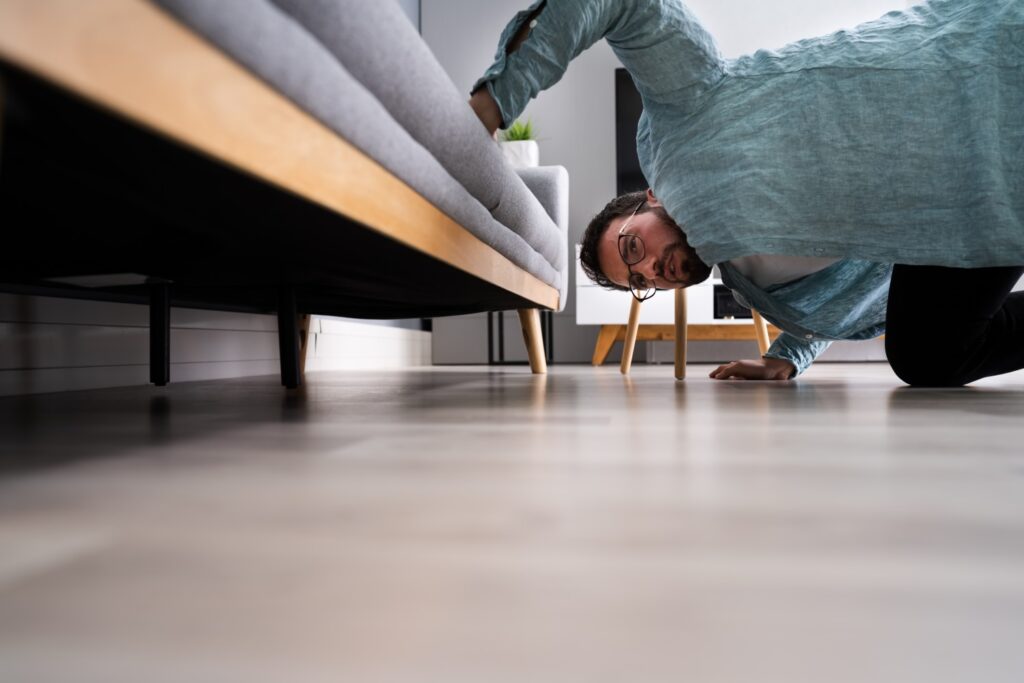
[763,333,831,378]
[472,0,725,128]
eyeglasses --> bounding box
[617,200,656,302]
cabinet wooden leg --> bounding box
[752,309,770,356]
[591,325,620,366]
[674,288,688,380]
[517,309,547,374]
[620,297,642,375]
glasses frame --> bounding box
[617,200,657,302]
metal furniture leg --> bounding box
[278,285,301,389]
[150,282,170,386]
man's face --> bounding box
[597,202,712,291]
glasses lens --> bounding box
[618,234,645,266]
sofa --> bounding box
[0,0,568,387]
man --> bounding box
[469,0,1024,385]
[577,189,890,381]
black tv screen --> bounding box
[615,68,646,195]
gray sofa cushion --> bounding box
[266,0,566,275]
[150,0,563,301]
[515,166,570,306]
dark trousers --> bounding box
[885,265,1024,387]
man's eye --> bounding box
[629,236,639,254]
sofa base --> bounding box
[0,65,553,384]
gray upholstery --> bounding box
[266,0,565,273]
[149,0,567,308]
[515,166,570,303]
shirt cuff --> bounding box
[763,333,831,377]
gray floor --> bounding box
[2,362,1024,683]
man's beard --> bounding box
[653,207,713,287]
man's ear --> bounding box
[645,188,662,208]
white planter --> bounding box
[500,139,539,168]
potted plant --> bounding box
[499,118,539,168]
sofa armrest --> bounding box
[515,166,569,236]
[515,165,569,311]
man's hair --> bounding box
[579,190,652,291]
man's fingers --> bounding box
[710,362,739,380]
[710,361,770,381]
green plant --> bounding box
[502,118,535,142]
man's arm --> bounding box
[469,0,724,133]
[469,2,543,135]
[469,88,502,137]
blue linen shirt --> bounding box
[475,0,1023,268]
[473,0,1022,374]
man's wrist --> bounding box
[469,86,502,137]
[762,356,796,380]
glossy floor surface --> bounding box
[2,363,1024,682]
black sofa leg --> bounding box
[278,286,301,389]
[150,283,170,386]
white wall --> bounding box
[425,0,910,365]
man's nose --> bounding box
[637,252,659,280]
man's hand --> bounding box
[709,357,796,381]
[469,87,502,138]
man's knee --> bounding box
[885,333,969,387]
[889,362,968,388]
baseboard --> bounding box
[305,317,432,371]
